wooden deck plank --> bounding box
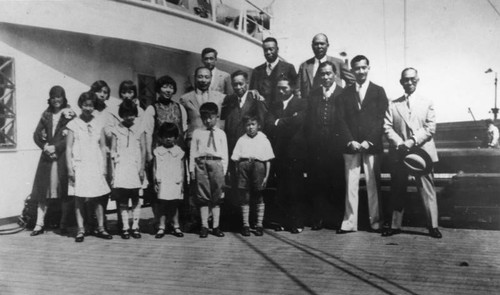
[1,210,499,295]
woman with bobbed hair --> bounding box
[30,85,76,236]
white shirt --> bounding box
[231,132,275,162]
[313,56,327,77]
[323,82,337,99]
[266,58,280,76]
[356,80,369,104]
[189,126,228,173]
[238,91,249,109]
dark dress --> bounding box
[31,108,74,201]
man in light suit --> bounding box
[249,37,297,105]
[297,33,355,99]
[201,47,232,95]
[337,55,388,234]
[382,67,442,239]
[180,66,225,143]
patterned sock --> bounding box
[256,203,265,228]
[241,205,250,227]
[212,206,221,229]
[200,206,209,228]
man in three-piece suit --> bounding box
[267,77,307,233]
[382,67,442,239]
[337,55,388,234]
[201,47,232,95]
[305,61,345,231]
[180,66,225,143]
[249,37,297,105]
[297,33,355,99]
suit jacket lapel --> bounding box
[394,97,413,132]
[306,58,315,86]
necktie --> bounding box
[266,63,272,76]
[355,88,362,107]
[207,128,217,152]
[323,87,330,101]
[238,97,242,108]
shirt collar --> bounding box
[238,91,249,106]
[267,58,279,70]
[324,82,337,98]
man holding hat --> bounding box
[382,67,442,238]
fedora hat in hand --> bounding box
[403,147,433,176]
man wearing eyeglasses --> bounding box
[382,68,442,239]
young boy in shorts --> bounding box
[189,102,228,238]
[231,114,274,236]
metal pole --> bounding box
[493,72,498,120]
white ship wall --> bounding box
[0,24,254,219]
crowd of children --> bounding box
[30,73,277,243]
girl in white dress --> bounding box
[110,100,146,239]
[153,122,185,238]
[66,92,112,242]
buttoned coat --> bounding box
[249,59,297,105]
[337,82,388,154]
[384,92,438,162]
[297,55,355,99]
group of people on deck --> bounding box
[29,33,443,243]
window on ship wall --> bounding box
[138,73,156,108]
[0,56,16,149]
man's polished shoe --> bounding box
[336,229,354,234]
[381,228,401,237]
[95,230,113,240]
[212,227,225,237]
[199,227,209,238]
[241,226,251,237]
[429,228,442,239]
[311,221,323,231]
[254,227,264,236]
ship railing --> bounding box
[117,0,273,41]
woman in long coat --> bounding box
[31,85,75,235]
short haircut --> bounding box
[401,67,418,78]
[118,99,138,118]
[262,37,278,47]
[313,33,329,44]
[199,102,219,116]
[242,113,260,125]
[158,122,179,139]
[350,55,370,68]
[90,80,110,99]
[47,85,68,110]
[194,66,211,78]
[118,80,137,98]
[155,75,177,94]
[318,61,337,74]
[77,91,97,108]
[201,47,217,58]
[276,75,295,89]
[231,70,248,81]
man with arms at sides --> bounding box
[220,70,268,217]
[297,33,355,99]
[305,61,345,231]
[337,55,388,234]
[201,47,232,95]
[266,77,307,233]
[382,67,442,239]
[180,66,226,145]
[249,37,297,105]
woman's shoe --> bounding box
[131,228,142,239]
[95,230,113,240]
[75,232,85,243]
[155,229,165,239]
[172,228,184,238]
[30,226,44,236]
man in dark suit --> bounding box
[297,33,355,99]
[266,77,307,233]
[249,37,297,105]
[382,67,442,239]
[337,55,388,234]
[221,70,268,215]
[305,61,345,231]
